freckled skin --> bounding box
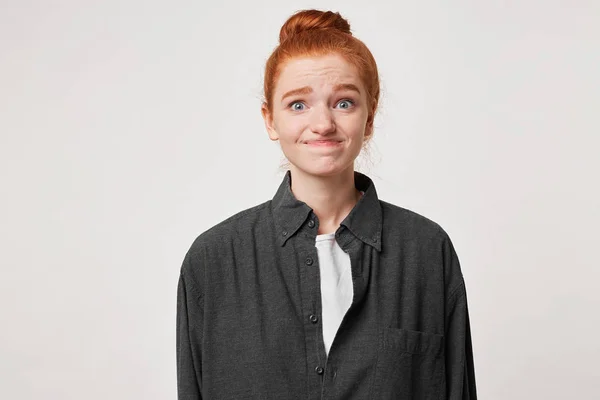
[262,53,372,178]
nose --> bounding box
[310,104,336,135]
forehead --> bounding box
[275,54,362,93]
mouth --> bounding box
[305,140,343,147]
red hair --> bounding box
[262,9,380,138]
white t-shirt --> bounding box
[315,190,364,356]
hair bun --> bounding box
[279,9,352,43]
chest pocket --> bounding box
[369,328,445,400]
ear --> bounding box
[261,103,279,141]
[364,114,374,139]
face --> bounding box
[262,53,372,177]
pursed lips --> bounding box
[304,139,342,144]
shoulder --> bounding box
[179,200,273,284]
[185,200,273,257]
[379,200,465,295]
[379,199,450,242]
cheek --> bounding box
[277,116,305,140]
[341,113,368,135]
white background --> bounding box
[1,0,598,398]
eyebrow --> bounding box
[280,83,361,102]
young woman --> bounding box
[177,9,477,400]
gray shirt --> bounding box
[176,170,477,399]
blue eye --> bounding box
[337,99,354,109]
[290,101,305,111]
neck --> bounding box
[289,165,362,234]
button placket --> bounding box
[295,236,327,395]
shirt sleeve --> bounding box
[444,280,477,399]
[440,230,477,400]
[176,253,203,399]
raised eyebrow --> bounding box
[281,83,361,103]
[333,83,361,95]
[281,86,313,102]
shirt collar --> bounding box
[271,170,382,251]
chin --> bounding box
[292,161,351,177]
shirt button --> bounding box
[305,257,313,266]
[282,231,288,237]
[308,220,315,228]
[315,366,324,375]
[309,314,318,323]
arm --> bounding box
[445,281,477,399]
[176,253,203,399]
[441,231,477,399]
